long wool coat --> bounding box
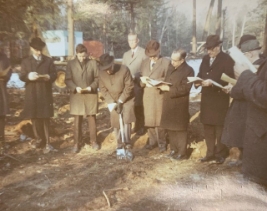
[140,56,170,127]
[19,55,57,118]
[197,51,235,125]
[231,59,267,185]
[122,47,147,106]
[160,62,194,131]
[65,57,98,115]
[99,64,135,128]
[0,53,11,116]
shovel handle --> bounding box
[119,114,125,144]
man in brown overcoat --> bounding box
[195,35,235,163]
[140,40,170,152]
[20,37,57,153]
[65,44,99,153]
[0,52,12,156]
[159,49,194,160]
[99,53,135,149]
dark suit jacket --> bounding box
[160,62,194,131]
[99,64,135,128]
[197,51,235,125]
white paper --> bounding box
[107,103,117,112]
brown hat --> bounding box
[30,37,46,51]
[99,53,114,71]
[204,35,222,49]
[145,40,160,57]
[238,34,256,48]
[240,39,261,53]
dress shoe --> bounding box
[145,144,157,150]
[71,144,80,153]
[33,139,46,149]
[137,128,146,136]
[91,142,100,151]
[166,150,177,158]
[172,154,187,161]
[200,156,215,162]
[214,156,225,164]
[43,144,57,154]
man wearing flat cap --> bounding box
[65,44,99,153]
[223,35,267,185]
[0,52,12,156]
[195,35,235,163]
[98,53,135,150]
[221,35,265,165]
[140,40,170,153]
[20,37,57,153]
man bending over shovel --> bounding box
[99,53,135,158]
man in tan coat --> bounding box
[140,40,170,152]
[65,44,99,153]
[122,33,147,135]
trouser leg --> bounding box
[156,127,166,149]
[215,125,228,158]
[74,116,83,145]
[43,118,50,144]
[124,123,131,144]
[134,105,144,131]
[32,118,43,141]
[114,127,122,148]
[204,124,216,157]
[87,115,97,143]
[147,127,157,146]
[0,116,5,154]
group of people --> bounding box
[0,32,266,186]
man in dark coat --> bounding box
[0,52,12,156]
[196,35,235,163]
[140,40,170,152]
[20,37,57,153]
[159,49,194,160]
[99,53,135,149]
[221,35,265,165]
[122,33,147,135]
[65,44,99,153]
[231,50,267,186]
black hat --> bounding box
[238,34,256,48]
[145,40,160,57]
[29,37,46,51]
[204,35,222,49]
[99,53,114,71]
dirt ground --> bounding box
[0,89,267,211]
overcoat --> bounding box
[160,62,194,131]
[231,59,267,185]
[19,55,57,118]
[99,64,135,128]
[65,57,98,115]
[140,56,170,127]
[0,53,11,116]
[197,51,235,125]
[122,47,147,106]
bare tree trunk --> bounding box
[130,2,135,33]
[159,13,168,46]
[68,0,74,58]
[264,8,267,56]
[222,7,227,41]
[240,15,247,37]
[192,0,197,54]
[202,0,215,41]
[232,17,236,47]
[215,0,222,36]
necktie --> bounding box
[210,58,215,66]
[132,51,134,58]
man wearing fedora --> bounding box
[140,40,170,153]
[229,36,267,185]
[65,44,99,153]
[0,52,12,156]
[221,35,265,165]
[20,37,57,153]
[98,53,135,150]
[122,33,147,135]
[195,35,235,163]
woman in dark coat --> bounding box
[19,38,57,153]
[159,49,194,160]
[0,52,12,155]
[99,53,135,149]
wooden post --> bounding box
[67,0,74,58]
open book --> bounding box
[141,77,172,86]
[187,77,224,89]
[228,46,257,73]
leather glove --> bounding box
[28,72,39,81]
[116,102,123,114]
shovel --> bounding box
[116,113,134,161]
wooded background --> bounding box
[0,0,267,59]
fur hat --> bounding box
[99,53,114,71]
[29,37,46,51]
[145,40,160,57]
[204,35,222,49]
